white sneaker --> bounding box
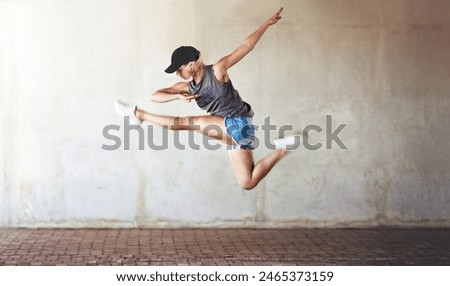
[273,135,302,151]
[114,100,142,125]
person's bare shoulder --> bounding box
[212,62,230,84]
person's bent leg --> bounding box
[228,149,289,191]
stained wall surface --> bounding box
[1,0,449,227]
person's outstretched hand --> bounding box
[267,7,283,26]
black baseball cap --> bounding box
[165,46,199,73]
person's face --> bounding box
[176,62,193,80]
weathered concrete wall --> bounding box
[1,0,449,227]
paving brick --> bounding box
[0,228,449,265]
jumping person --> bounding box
[115,7,296,190]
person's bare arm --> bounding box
[151,81,198,103]
[213,7,283,82]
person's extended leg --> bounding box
[135,107,234,145]
[115,100,233,144]
[228,149,289,191]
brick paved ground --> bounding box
[0,228,449,266]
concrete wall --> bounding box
[1,0,449,228]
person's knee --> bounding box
[239,178,256,191]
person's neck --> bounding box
[192,63,205,85]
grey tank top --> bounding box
[188,65,254,118]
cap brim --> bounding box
[164,64,179,74]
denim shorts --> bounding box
[224,116,255,150]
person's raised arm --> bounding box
[151,81,198,103]
[216,7,283,73]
